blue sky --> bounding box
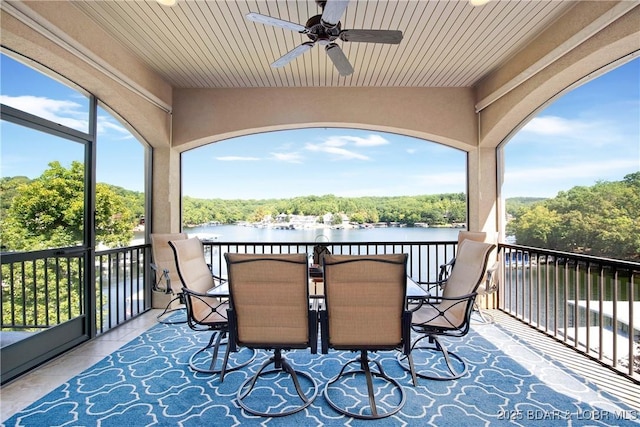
[181,129,467,199]
[1,53,638,200]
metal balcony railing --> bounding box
[94,245,149,333]
[200,240,457,284]
[1,247,86,333]
[1,241,457,339]
[2,240,638,382]
[1,245,150,338]
[499,244,639,381]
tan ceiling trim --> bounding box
[0,1,172,113]
[474,1,637,113]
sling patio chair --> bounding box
[169,238,255,376]
[224,253,319,417]
[400,239,495,381]
[150,233,188,324]
[437,231,499,323]
[320,253,413,420]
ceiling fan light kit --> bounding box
[246,0,403,76]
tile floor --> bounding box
[1,310,161,422]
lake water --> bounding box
[182,224,463,243]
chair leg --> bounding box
[236,348,317,417]
[219,332,231,382]
[189,331,255,375]
[406,352,418,386]
[156,296,187,324]
[361,352,378,417]
[208,330,224,370]
[434,336,466,378]
[398,334,468,381]
[325,350,406,420]
[474,303,495,324]
[279,356,315,406]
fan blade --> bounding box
[325,43,353,76]
[246,12,306,33]
[321,0,350,27]
[272,42,314,68]
[340,29,403,44]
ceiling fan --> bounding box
[246,0,403,76]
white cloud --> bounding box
[0,95,88,132]
[303,134,389,161]
[519,115,625,147]
[270,152,303,163]
[305,142,370,160]
[323,134,389,147]
[216,156,260,161]
[521,116,584,136]
[1,95,133,141]
[97,116,133,139]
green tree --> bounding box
[1,162,135,329]
[1,161,135,251]
[508,173,640,260]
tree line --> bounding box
[2,162,638,261]
[507,172,639,261]
[182,193,467,227]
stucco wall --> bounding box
[172,87,477,153]
[476,2,639,148]
[1,2,172,149]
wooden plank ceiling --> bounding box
[71,0,574,89]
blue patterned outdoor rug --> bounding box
[4,319,638,426]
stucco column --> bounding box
[467,147,499,234]
[151,146,182,234]
[468,146,500,310]
[150,146,181,309]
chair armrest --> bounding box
[420,292,477,304]
[414,278,447,293]
[212,274,227,284]
[407,291,478,313]
[438,257,456,282]
[150,263,173,294]
[207,264,228,284]
[181,287,211,299]
[482,262,499,294]
[182,287,227,320]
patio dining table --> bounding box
[207,268,429,301]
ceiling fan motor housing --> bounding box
[306,14,341,44]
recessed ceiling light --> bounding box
[156,0,177,6]
[469,0,492,6]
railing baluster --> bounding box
[612,268,619,368]
[629,271,636,377]
[499,243,639,381]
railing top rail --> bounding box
[1,246,88,263]
[206,240,457,246]
[95,244,148,256]
[499,243,640,270]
